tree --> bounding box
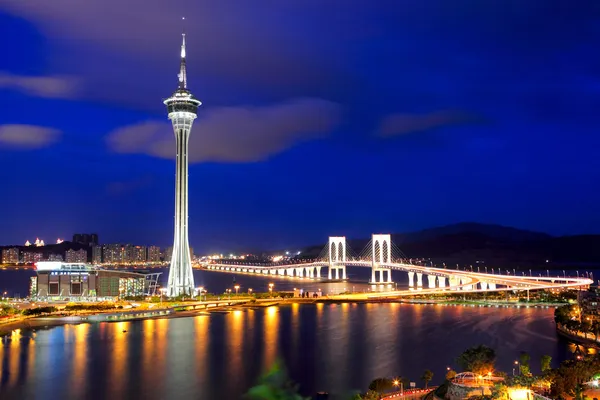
[456,345,496,375]
[519,352,531,376]
[446,369,457,380]
[421,370,433,389]
[541,355,552,372]
[368,378,394,395]
[244,359,308,400]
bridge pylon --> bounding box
[371,234,393,284]
[328,236,347,280]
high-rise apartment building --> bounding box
[132,246,147,263]
[22,252,43,264]
[102,244,121,264]
[92,245,102,264]
[2,248,19,264]
[72,233,99,246]
[148,246,161,262]
[47,254,63,262]
[65,249,87,263]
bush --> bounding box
[23,306,57,316]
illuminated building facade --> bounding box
[32,262,151,299]
[92,245,102,264]
[164,30,201,296]
[148,246,161,262]
[23,252,43,264]
[65,249,87,263]
[2,248,19,264]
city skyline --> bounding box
[1,3,599,253]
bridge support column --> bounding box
[242,268,247,273]
[416,273,423,287]
[387,269,392,283]
[335,268,340,280]
[287,268,294,276]
[328,267,332,280]
[488,283,496,290]
[296,268,304,278]
[480,281,488,290]
[449,276,458,289]
[408,271,415,287]
[316,267,321,278]
[427,275,436,288]
[342,266,347,280]
[371,268,376,284]
[438,276,446,288]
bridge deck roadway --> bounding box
[202,261,592,293]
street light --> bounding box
[248,288,253,296]
[269,283,274,298]
[393,379,403,396]
[234,285,240,295]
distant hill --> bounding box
[392,222,552,244]
[297,223,600,269]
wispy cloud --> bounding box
[377,111,483,137]
[0,124,61,149]
[0,72,79,99]
[106,98,341,163]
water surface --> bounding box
[0,303,572,400]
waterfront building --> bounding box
[164,30,200,296]
[132,246,147,263]
[1,247,19,264]
[148,246,161,262]
[65,249,87,263]
[102,244,122,264]
[22,251,43,264]
[165,247,173,263]
[47,253,64,262]
[32,261,158,299]
[92,245,102,264]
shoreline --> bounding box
[1,297,562,337]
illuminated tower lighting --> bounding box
[163,20,201,297]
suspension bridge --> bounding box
[200,234,593,293]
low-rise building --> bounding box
[32,261,158,299]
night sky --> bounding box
[1,1,599,252]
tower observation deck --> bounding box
[163,30,201,297]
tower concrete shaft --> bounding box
[163,31,201,297]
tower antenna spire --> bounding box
[178,17,187,89]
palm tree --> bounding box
[421,370,434,389]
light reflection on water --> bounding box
[0,303,578,399]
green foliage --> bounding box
[0,304,21,317]
[244,359,308,400]
[22,306,57,316]
[541,355,552,372]
[368,377,394,394]
[548,356,600,398]
[456,345,496,375]
[519,352,531,376]
[421,369,434,388]
[489,383,509,400]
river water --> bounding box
[0,269,581,399]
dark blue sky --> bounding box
[1,1,599,252]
